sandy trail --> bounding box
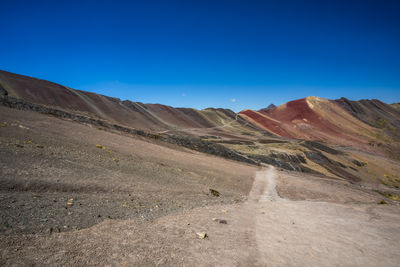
[247,167,400,266]
[257,166,281,202]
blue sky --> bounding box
[1,0,399,111]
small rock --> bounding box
[212,218,227,224]
[197,232,208,239]
[209,189,220,197]
[66,202,73,206]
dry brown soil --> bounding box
[1,107,400,266]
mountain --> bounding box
[335,97,400,133]
[0,70,261,139]
[260,103,276,112]
[239,96,400,158]
[1,70,400,187]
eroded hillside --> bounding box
[1,70,400,189]
[0,70,261,139]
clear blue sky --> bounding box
[1,0,399,111]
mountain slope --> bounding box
[0,70,261,139]
[239,96,400,157]
[1,70,400,186]
[392,103,400,111]
[333,97,400,140]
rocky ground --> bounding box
[1,106,400,266]
[0,106,256,236]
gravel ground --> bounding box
[0,106,256,235]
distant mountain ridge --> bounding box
[2,69,400,185]
[0,70,260,139]
[239,96,400,159]
[260,104,276,112]
[1,70,399,160]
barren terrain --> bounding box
[2,70,400,184]
[1,70,400,266]
[1,106,400,266]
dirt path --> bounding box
[2,166,400,266]
[180,166,400,266]
[255,166,281,202]
[248,167,400,266]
